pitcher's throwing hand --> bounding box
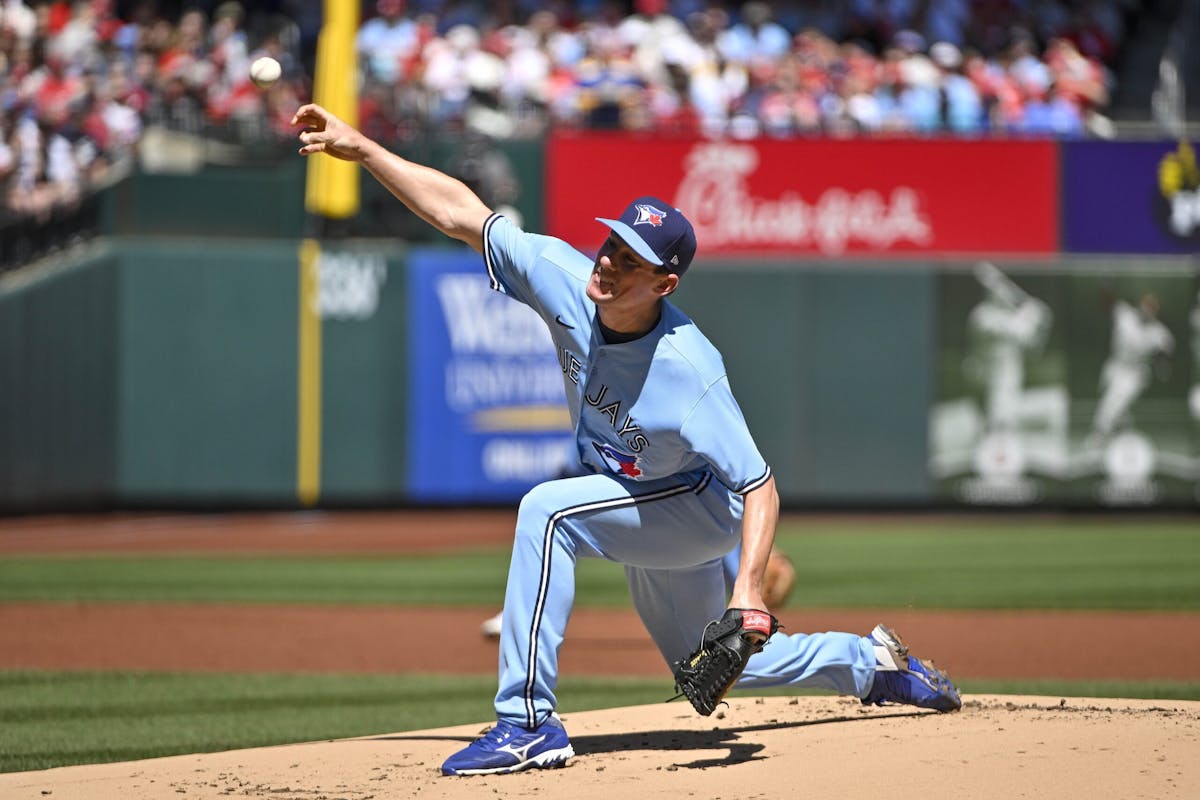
[292,104,371,162]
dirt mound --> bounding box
[1,695,1195,800]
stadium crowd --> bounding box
[0,0,1136,223]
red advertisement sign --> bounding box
[546,134,1058,258]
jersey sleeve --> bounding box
[482,212,587,320]
[680,377,772,494]
[482,212,536,305]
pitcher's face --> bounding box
[587,234,675,309]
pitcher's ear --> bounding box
[659,273,680,296]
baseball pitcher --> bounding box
[292,103,962,777]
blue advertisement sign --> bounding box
[1063,140,1200,254]
[406,248,573,501]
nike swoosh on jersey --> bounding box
[554,315,575,329]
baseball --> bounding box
[249,56,282,89]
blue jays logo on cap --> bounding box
[633,204,667,227]
[596,195,697,275]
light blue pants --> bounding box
[495,471,877,728]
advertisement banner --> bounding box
[1063,139,1200,254]
[547,134,1058,257]
[406,249,573,502]
[929,260,1200,506]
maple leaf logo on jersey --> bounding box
[633,204,667,227]
[593,442,643,478]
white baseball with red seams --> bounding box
[250,56,282,88]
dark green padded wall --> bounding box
[675,263,935,504]
[0,247,119,509]
[116,239,298,502]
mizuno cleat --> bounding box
[440,715,575,776]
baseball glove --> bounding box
[672,608,780,716]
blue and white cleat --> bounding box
[863,624,962,712]
[440,715,575,776]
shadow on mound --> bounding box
[372,708,928,770]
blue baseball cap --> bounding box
[596,196,697,275]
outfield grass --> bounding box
[2,518,1198,773]
[2,670,1197,774]
[0,520,1197,609]
[0,671,493,774]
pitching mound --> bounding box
[1,695,1195,799]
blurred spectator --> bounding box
[924,0,970,48]
[894,36,944,133]
[347,0,1123,140]
[930,41,984,133]
[617,0,688,88]
[1045,36,1109,113]
[1,0,308,230]
[717,1,793,67]
[357,0,419,85]
[0,0,37,43]
[0,0,1146,226]
[421,23,483,127]
[1018,81,1085,136]
[209,2,250,87]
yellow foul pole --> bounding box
[298,0,361,506]
[305,0,361,220]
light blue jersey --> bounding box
[483,213,772,494]
[480,213,875,729]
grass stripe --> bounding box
[1,670,1196,774]
[0,672,666,774]
[0,523,1196,609]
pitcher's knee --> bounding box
[515,484,563,543]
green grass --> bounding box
[775,520,1200,609]
[0,520,1197,609]
[2,670,1196,774]
[0,671,676,774]
[2,518,1198,773]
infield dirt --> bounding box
[0,695,1196,799]
[1,512,1197,798]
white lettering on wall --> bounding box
[482,438,571,481]
[435,273,564,412]
[675,143,932,255]
[444,359,566,412]
[317,252,388,320]
[436,274,554,355]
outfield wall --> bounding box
[0,239,419,511]
[2,241,1196,511]
[3,134,1199,510]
